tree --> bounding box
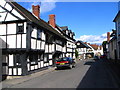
[75,49,79,59]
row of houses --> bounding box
[0,0,76,78]
[0,0,103,80]
[76,41,103,60]
[104,2,120,63]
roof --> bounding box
[8,1,66,40]
[76,40,90,48]
[60,26,68,30]
[113,11,120,22]
[56,25,76,41]
[89,44,102,50]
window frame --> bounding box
[16,23,24,34]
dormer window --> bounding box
[17,23,24,33]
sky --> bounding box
[18,1,118,45]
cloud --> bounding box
[76,33,110,44]
[27,0,57,14]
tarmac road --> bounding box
[4,59,119,88]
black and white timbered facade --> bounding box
[0,0,66,77]
[58,26,76,60]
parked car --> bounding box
[100,55,106,59]
[55,57,75,69]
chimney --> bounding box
[49,14,56,28]
[107,32,110,42]
[32,5,40,19]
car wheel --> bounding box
[69,65,72,69]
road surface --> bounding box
[5,59,119,88]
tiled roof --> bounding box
[8,1,66,40]
[76,40,90,48]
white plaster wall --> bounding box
[41,41,45,50]
[52,44,55,52]
[27,63,30,71]
[35,65,38,69]
[7,35,16,48]
[0,0,6,7]
[42,31,45,40]
[13,68,17,75]
[9,55,13,66]
[0,12,7,21]
[31,28,37,38]
[5,13,18,21]
[56,44,62,51]
[49,54,52,59]
[45,44,48,53]
[0,24,6,35]
[22,34,26,48]
[31,39,36,49]
[38,62,41,68]
[67,48,72,52]
[37,40,40,49]
[5,3,12,11]
[31,66,34,70]
[41,61,44,67]
[7,23,16,34]
[18,68,22,75]
[8,68,12,75]
[11,9,25,20]
[17,35,21,48]
[49,44,52,53]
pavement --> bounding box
[2,66,56,89]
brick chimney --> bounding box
[32,5,40,19]
[107,32,110,42]
[49,14,56,28]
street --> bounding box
[4,59,119,88]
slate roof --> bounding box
[8,1,66,40]
[76,41,90,48]
[60,26,68,31]
[56,25,76,41]
[113,11,120,22]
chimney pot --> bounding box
[49,14,56,28]
[32,5,40,19]
[107,32,110,42]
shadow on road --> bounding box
[77,59,118,88]
[84,61,95,65]
[55,67,71,70]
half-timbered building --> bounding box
[47,15,76,60]
[0,0,66,77]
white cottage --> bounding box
[0,0,66,77]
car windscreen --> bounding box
[56,58,69,62]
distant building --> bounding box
[107,30,117,60]
[76,40,90,60]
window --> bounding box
[29,54,38,65]
[44,54,48,63]
[37,30,42,39]
[17,23,24,33]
